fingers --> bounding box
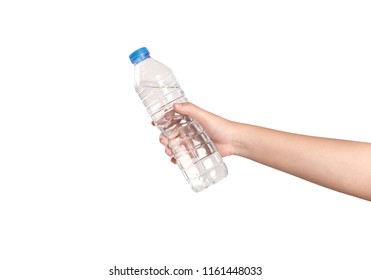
[160,133,174,159]
[151,112,178,165]
[159,133,168,146]
[165,146,173,157]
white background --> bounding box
[1,1,371,279]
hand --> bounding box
[153,102,237,163]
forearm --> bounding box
[232,123,371,201]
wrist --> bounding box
[230,122,254,158]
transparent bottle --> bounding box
[129,47,228,192]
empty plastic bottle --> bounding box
[129,47,228,192]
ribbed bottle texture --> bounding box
[130,48,227,192]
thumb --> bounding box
[173,102,205,120]
[173,102,215,128]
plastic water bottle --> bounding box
[129,47,228,192]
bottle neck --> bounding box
[133,55,150,65]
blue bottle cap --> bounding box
[129,47,150,64]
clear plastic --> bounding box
[131,52,228,192]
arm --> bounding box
[234,123,371,201]
[158,102,371,201]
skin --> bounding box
[154,102,371,201]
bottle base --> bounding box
[189,163,228,192]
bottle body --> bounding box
[131,50,227,191]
